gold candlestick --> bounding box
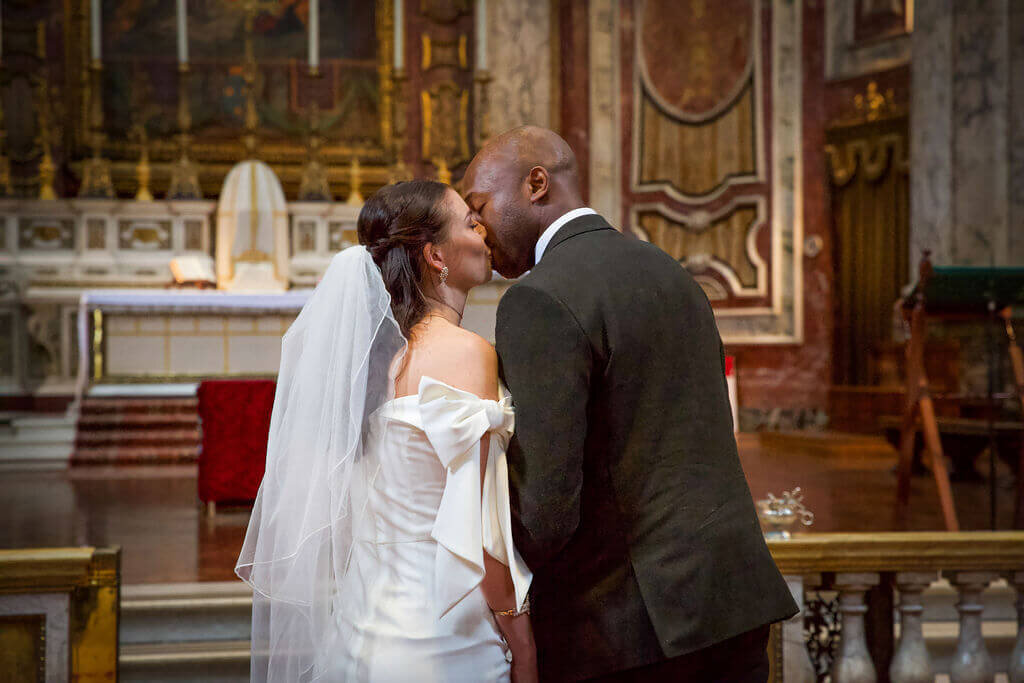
[346,157,364,205]
[38,147,57,200]
[434,157,451,185]
[0,68,10,198]
[298,70,332,201]
[78,60,115,198]
[473,69,492,148]
[235,0,276,158]
[389,68,411,182]
[133,125,153,201]
[167,63,202,199]
[298,125,331,200]
[34,48,57,200]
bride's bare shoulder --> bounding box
[409,322,498,400]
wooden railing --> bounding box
[0,547,120,682]
[766,532,1024,683]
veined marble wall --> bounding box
[911,0,1022,267]
[486,0,554,133]
[1010,2,1024,264]
[910,0,954,265]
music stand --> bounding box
[895,252,1024,530]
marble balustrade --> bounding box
[766,532,1024,683]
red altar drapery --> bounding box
[197,380,276,504]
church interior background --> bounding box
[1,1,1024,681]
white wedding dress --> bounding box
[236,247,531,683]
[327,376,532,682]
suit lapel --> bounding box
[540,214,616,263]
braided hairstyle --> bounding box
[357,180,452,338]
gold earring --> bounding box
[440,266,449,285]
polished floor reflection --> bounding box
[0,434,1017,584]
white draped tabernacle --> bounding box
[215,161,291,292]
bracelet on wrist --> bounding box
[492,594,530,617]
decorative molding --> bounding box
[825,132,907,187]
[420,83,470,166]
[636,0,756,124]
[825,0,911,81]
[624,0,802,344]
[18,219,75,251]
[422,34,468,70]
[420,0,471,25]
[630,0,766,205]
[829,81,906,129]
[117,220,172,251]
[714,0,802,344]
[631,195,768,302]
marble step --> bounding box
[78,412,198,426]
[76,428,201,445]
[0,413,78,442]
[121,582,252,644]
[73,445,199,464]
[0,412,76,469]
[120,640,249,683]
[119,582,252,683]
[80,397,198,414]
[75,396,201,465]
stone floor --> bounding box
[0,432,1018,585]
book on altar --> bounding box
[169,256,216,286]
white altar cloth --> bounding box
[75,289,312,399]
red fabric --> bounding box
[197,380,276,504]
[724,355,735,377]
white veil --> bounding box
[235,245,405,682]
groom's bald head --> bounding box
[473,126,581,191]
[462,126,585,278]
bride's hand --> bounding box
[492,610,538,683]
[510,650,538,683]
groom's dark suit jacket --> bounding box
[495,214,797,681]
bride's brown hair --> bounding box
[357,180,452,338]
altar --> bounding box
[75,289,311,396]
[0,195,362,400]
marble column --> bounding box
[1009,2,1024,265]
[485,0,553,134]
[910,0,1022,268]
[588,0,621,227]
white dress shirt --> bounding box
[534,207,597,265]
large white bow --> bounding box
[417,376,532,618]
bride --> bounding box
[236,180,536,682]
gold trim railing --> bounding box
[768,531,1024,574]
[0,547,120,681]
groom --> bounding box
[462,127,797,682]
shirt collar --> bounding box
[534,207,597,265]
